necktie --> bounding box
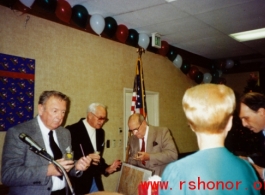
[49,131,63,180]
[141,137,145,165]
[49,131,62,160]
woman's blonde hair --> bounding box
[182,84,235,134]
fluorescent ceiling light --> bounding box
[165,0,177,2]
[229,28,265,42]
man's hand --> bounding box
[105,160,122,174]
[75,155,92,171]
[46,158,74,176]
[136,152,150,161]
[89,153,101,165]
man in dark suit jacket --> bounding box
[1,90,92,195]
[66,103,121,194]
[239,92,265,181]
[127,113,178,176]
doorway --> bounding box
[123,88,159,161]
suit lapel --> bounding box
[146,126,156,153]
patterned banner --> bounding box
[0,53,35,131]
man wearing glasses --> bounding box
[66,103,121,194]
[127,113,178,176]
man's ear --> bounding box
[38,104,44,116]
[258,108,265,116]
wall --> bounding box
[0,5,256,191]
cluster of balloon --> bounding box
[14,0,237,85]
[13,0,152,50]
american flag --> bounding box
[131,57,147,119]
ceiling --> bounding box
[2,0,265,73]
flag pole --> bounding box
[125,47,147,163]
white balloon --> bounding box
[20,0,35,8]
[173,54,183,68]
[138,33,150,50]
[225,59,234,69]
[90,14,105,35]
[203,72,212,83]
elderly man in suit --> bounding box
[127,113,178,176]
[66,103,121,195]
[1,90,92,195]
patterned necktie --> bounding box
[49,131,62,160]
[141,137,145,165]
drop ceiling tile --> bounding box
[170,0,253,15]
[113,4,189,29]
[196,1,265,33]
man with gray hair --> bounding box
[66,103,121,194]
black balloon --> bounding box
[234,60,241,67]
[167,48,177,62]
[103,17,117,38]
[194,71,203,84]
[36,0,57,12]
[126,29,139,47]
[71,5,89,28]
[210,69,220,83]
[180,61,191,74]
[209,63,218,72]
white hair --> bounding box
[87,103,106,114]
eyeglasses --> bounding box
[91,112,108,122]
[129,121,143,134]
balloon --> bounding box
[36,0,57,12]
[90,14,105,35]
[180,61,191,74]
[225,59,234,69]
[13,0,31,13]
[194,71,203,84]
[167,48,177,62]
[55,0,72,24]
[211,69,220,83]
[138,33,150,50]
[234,60,240,67]
[188,66,199,80]
[71,5,88,28]
[103,17,117,38]
[126,29,139,47]
[173,54,183,68]
[158,41,169,56]
[203,73,212,83]
[209,63,217,72]
[115,24,129,43]
[19,0,35,8]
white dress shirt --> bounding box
[37,116,65,191]
[83,119,97,151]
